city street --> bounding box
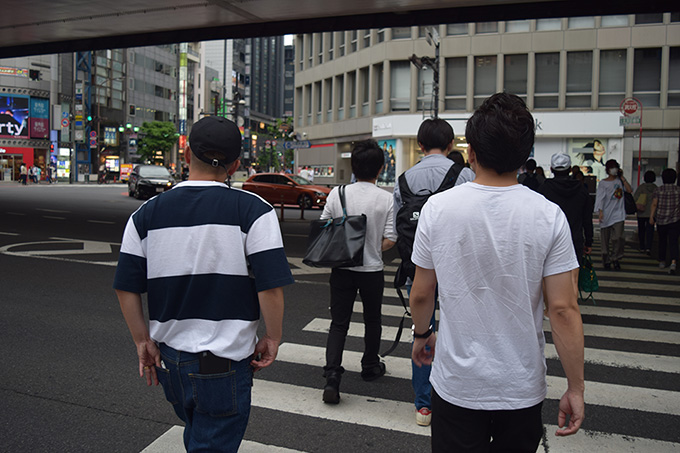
[1,183,679,452]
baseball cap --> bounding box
[550,153,571,171]
[188,116,242,168]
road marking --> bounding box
[0,238,118,267]
[36,208,69,213]
[540,425,679,452]
[276,342,680,416]
[6,212,26,216]
[42,216,66,220]
[0,231,19,236]
[87,220,116,224]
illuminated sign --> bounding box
[30,98,50,139]
[0,95,29,138]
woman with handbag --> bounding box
[594,159,632,270]
[634,170,657,254]
[321,140,397,404]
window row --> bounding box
[298,13,680,70]
[295,47,680,125]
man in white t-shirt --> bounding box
[410,93,585,451]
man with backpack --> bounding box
[393,118,475,426]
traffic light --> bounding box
[29,69,41,81]
[87,115,93,122]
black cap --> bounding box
[188,116,242,168]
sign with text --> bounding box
[0,94,29,138]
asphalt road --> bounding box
[1,182,678,452]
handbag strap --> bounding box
[338,185,348,224]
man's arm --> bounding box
[251,287,284,371]
[116,289,161,386]
[544,269,585,437]
[410,266,438,367]
[649,198,658,226]
[582,189,594,254]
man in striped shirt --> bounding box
[114,116,293,452]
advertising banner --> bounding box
[30,98,50,139]
[377,139,396,186]
[570,138,608,182]
[0,94,29,138]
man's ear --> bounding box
[227,159,241,176]
[185,146,191,164]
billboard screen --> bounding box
[0,95,29,138]
[30,97,50,139]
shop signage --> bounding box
[283,140,311,150]
[0,67,29,77]
[0,94,29,138]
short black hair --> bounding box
[644,170,656,183]
[465,93,535,174]
[447,150,465,166]
[605,159,620,172]
[525,159,537,172]
[351,139,384,180]
[661,168,677,185]
[417,118,455,152]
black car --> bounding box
[128,165,175,199]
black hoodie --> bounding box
[538,175,594,260]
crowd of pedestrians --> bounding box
[16,162,57,184]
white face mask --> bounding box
[608,168,619,176]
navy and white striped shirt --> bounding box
[114,180,294,360]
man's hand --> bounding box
[412,333,436,367]
[583,246,592,255]
[251,334,280,372]
[556,388,585,436]
[137,339,161,386]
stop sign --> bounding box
[620,98,640,116]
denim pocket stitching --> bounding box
[189,370,238,417]
[155,366,179,405]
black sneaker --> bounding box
[322,375,341,404]
[361,362,386,382]
[613,261,621,271]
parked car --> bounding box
[128,165,175,199]
[242,173,330,209]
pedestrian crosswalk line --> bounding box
[251,379,430,436]
[540,425,679,452]
[275,342,680,416]
[303,317,680,346]
[543,343,680,374]
[354,300,679,324]
[583,292,679,307]
[141,426,308,452]
[593,280,680,292]
[596,270,680,282]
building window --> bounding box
[504,54,528,100]
[375,63,384,113]
[315,81,322,123]
[348,71,357,118]
[338,32,346,57]
[363,30,371,48]
[417,65,434,112]
[350,31,358,53]
[476,22,498,34]
[669,47,680,106]
[566,51,593,108]
[328,33,334,60]
[318,34,323,64]
[392,27,411,39]
[445,57,467,110]
[634,48,662,107]
[336,75,345,120]
[325,78,333,121]
[308,35,314,67]
[390,61,411,111]
[446,23,468,35]
[305,84,312,125]
[474,56,497,108]
[672,12,680,22]
[635,13,663,24]
[377,29,385,43]
[360,67,369,116]
[419,26,437,38]
[601,15,629,27]
[599,49,626,108]
[506,20,530,33]
[296,87,302,125]
[535,52,559,108]
[536,18,562,31]
[568,17,595,29]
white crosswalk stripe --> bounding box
[145,232,680,451]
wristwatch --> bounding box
[412,324,434,339]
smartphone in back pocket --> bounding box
[198,351,231,374]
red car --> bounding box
[242,173,330,209]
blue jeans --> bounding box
[407,284,437,410]
[156,343,254,452]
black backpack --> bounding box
[394,163,462,288]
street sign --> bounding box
[61,111,68,119]
[619,116,641,126]
[89,131,97,138]
[61,118,69,128]
[620,98,641,116]
[89,139,97,148]
[283,140,311,150]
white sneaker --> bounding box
[670,263,677,275]
[416,407,432,426]
[659,262,666,269]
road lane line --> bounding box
[540,425,679,452]
[42,215,66,220]
[87,220,116,224]
[0,231,19,236]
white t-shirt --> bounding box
[412,182,578,410]
[593,178,626,228]
[321,182,397,272]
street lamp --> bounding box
[409,26,440,118]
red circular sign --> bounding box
[620,98,640,116]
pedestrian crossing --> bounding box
[143,234,680,452]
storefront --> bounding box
[0,146,35,181]
[372,111,626,186]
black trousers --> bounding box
[432,389,543,453]
[657,220,680,264]
[324,268,384,375]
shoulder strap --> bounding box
[398,173,414,198]
[435,163,462,193]
[338,185,348,218]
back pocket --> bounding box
[155,366,179,405]
[190,371,237,417]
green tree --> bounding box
[264,117,295,169]
[137,121,178,164]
